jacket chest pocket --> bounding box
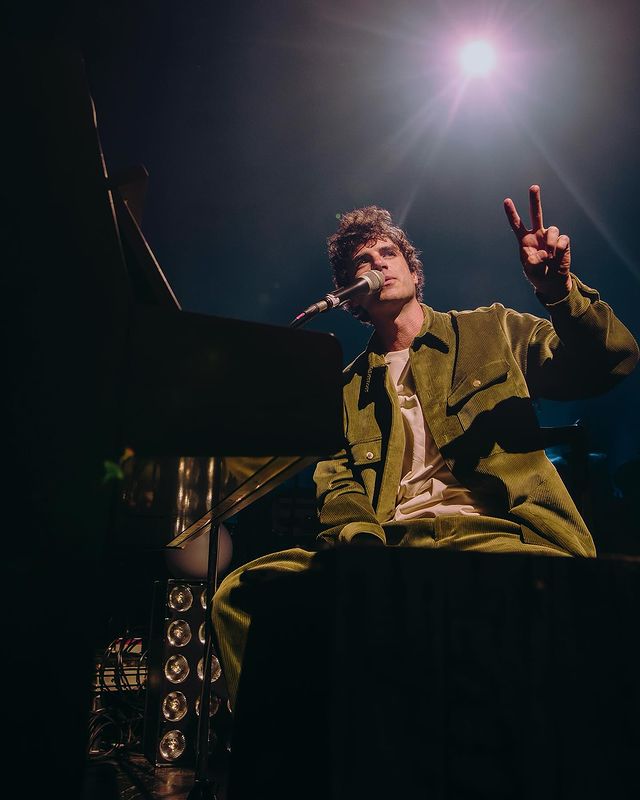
[447,359,517,431]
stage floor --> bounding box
[82,753,228,800]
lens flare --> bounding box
[459,40,496,76]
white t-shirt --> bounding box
[384,349,487,521]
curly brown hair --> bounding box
[327,206,424,322]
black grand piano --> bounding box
[5,42,343,800]
[112,161,343,556]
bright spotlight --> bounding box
[459,40,496,77]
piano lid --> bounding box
[122,303,344,459]
[110,163,344,462]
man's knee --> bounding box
[213,547,317,622]
[211,576,228,620]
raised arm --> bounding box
[504,184,572,304]
[500,185,638,397]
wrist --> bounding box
[534,276,573,306]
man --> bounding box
[213,185,638,705]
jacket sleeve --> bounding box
[313,443,387,546]
[313,386,388,551]
[497,275,639,399]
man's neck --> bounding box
[370,299,425,352]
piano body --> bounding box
[111,162,343,579]
[4,42,342,799]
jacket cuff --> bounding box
[317,521,387,547]
[536,274,600,318]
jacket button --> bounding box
[366,451,374,460]
[472,379,481,387]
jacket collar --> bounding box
[365,304,450,362]
[361,304,451,395]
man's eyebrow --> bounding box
[352,241,398,266]
[353,252,372,264]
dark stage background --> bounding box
[4,2,640,797]
[76,0,640,470]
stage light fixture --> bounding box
[459,40,496,77]
[158,730,186,761]
[164,654,190,684]
[167,619,192,647]
[168,584,193,612]
[198,654,222,683]
[162,691,188,722]
[143,579,230,767]
[196,695,221,717]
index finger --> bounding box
[529,184,544,231]
[503,197,526,238]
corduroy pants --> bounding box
[212,514,571,707]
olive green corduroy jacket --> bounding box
[313,276,639,556]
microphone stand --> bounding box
[289,297,337,329]
[289,270,384,328]
[187,456,223,800]
[187,281,359,797]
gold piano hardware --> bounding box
[166,454,319,549]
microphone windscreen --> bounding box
[364,270,384,292]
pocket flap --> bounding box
[350,438,382,466]
[447,359,510,409]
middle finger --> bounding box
[529,184,544,231]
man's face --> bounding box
[350,237,418,316]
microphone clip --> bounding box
[289,270,384,329]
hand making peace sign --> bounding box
[504,185,573,304]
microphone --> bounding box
[289,270,384,328]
